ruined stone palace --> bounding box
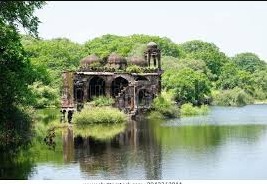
[61,42,163,120]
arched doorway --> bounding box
[111,77,129,97]
[88,76,105,100]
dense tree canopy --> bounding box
[20,33,267,108]
[0,1,46,153]
[0,1,46,111]
[0,1,46,37]
[232,52,266,73]
[163,68,211,105]
[84,34,181,58]
[179,40,229,79]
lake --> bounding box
[1,104,267,179]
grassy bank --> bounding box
[180,103,209,117]
[151,91,179,118]
[73,106,127,125]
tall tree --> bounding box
[179,40,229,80]
[0,1,46,112]
[232,52,266,73]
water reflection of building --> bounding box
[62,120,162,179]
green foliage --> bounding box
[0,21,34,110]
[180,103,209,117]
[0,106,33,154]
[127,43,147,57]
[163,68,211,105]
[0,1,46,37]
[179,40,229,79]
[0,1,46,115]
[28,81,60,108]
[152,91,179,118]
[22,36,87,78]
[126,64,143,73]
[232,53,266,73]
[73,107,127,125]
[212,88,254,106]
[216,62,253,91]
[88,96,114,107]
[84,34,181,58]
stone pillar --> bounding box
[83,78,89,102]
[148,52,151,68]
[105,76,113,97]
[158,53,161,70]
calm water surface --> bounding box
[1,105,267,179]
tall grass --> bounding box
[180,103,209,117]
[73,106,127,125]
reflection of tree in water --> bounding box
[62,119,162,179]
[150,117,267,151]
[0,151,35,179]
[0,107,35,179]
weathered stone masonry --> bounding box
[61,42,163,121]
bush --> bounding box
[73,106,127,125]
[180,103,209,117]
[29,81,60,108]
[126,65,143,73]
[152,91,179,118]
[212,87,253,106]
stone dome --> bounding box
[147,42,158,49]
[107,53,127,65]
[80,54,101,66]
[129,56,147,67]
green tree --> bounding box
[232,52,266,73]
[84,34,181,58]
[23,37,87,84]
[216,62,252,92]
[179,40,229,79]
[163,68,211,105]
[0,1,46,152]
[0,1,46,37]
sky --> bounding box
[33,1,267,61]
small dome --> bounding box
[80,54,100,66]
[129,56,147,67]
[147,42,158,49]
[107,53,126,64]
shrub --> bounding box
[212,87,254,106]
[126,65,143,73]
[152,91,179,118]
[180,103,209,117]
[73,106,127,125]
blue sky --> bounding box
[34,1,267,61]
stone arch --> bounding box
[111,76,129,98]
[88,76,105,100]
